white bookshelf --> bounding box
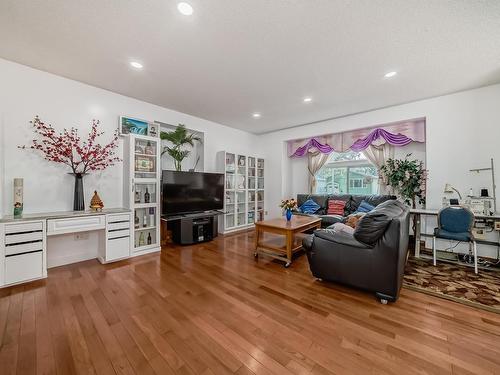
[217,151,265,234]
[123,134,161,255]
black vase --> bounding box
[72,173,85,211]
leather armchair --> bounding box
[303,200,410,303]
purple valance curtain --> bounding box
[350,128,413,151]
[288,117,425,157]
[290,138,334,157]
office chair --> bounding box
[433,206,477,274]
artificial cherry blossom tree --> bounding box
[20,116,121,174]
[19,116,121,210]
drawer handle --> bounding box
[5,239,43,247]
[6,230,43,236]
[109,235,129,240]
[108,220,130,224]
[5,249,43,258]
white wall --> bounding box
[0,58,260,215]
[260,83,500,257]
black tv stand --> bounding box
[162,211,222,245]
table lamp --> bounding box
[444,183,462,199]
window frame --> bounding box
[316,152,379,195]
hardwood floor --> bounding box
[1,230,500,375]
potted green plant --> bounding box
[160,124,202,171]
[380,154,427,209]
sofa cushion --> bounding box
[327,199,346,215]
[355,200,375,213]
[348,194,396,214]
[298,199,321,214]
[353,200,404,245]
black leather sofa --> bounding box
[296,193,396,228]
[302,199,410,303]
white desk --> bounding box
[410,208,500,258]
[0,208,132,288]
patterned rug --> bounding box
[403,257,500,314]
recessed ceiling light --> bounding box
[130,61,143,69]
[384,71,397,78]
[252,113,261,118]
[177,2,194,16]
[303,97,313,103]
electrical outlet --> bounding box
[495,221,500,231]
[472,228,486,240]
[74,233,89,240]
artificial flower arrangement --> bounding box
[279,198,298,211]
[20,116,121,174]
[19,116,121,210]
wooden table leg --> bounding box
[285,231,293,268]
[254,227,260,258]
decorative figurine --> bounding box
[144,141,154,155]
[89,191,104,211]
[13,178,23,218]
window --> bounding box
[315,151,379,195]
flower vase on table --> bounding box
[279,198,297,222]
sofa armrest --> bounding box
[313,230,371,249]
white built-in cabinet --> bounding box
[0,220,46,286]
[123,134,161,255]
[217,151,265,234]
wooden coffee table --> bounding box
[254,215,321,268]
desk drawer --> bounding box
[5,221,43,234]
[108,229,130,239]
[106,236,130,261]
[107,213,131,223]
[5,231,44,245]
[5,251,43,285]
[5,241,44,256]
[108,221,130,231]
[47,215,105,235]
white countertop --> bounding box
[0,208,131,223]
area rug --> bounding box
[403,257,500,314]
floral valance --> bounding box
[288,117,425,157]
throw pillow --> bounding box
[356,200,375,213]
[345,213,366,228]
[353,201,402,245]
[298,199,321,214]
[327,199,346,215]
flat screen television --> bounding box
[162,170,224,215]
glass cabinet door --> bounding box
[134,206,157,249]
[134,138,157,179]
[236,191,246,226]
[225,191,235,228]
[236,155,246,190]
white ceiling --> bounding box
[1,1,500,134]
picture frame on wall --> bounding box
[120,116,160,137]
[119,116,149,136]
[148,123,159,138]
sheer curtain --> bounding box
[308,151,330,194]
[362,144,394,194]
